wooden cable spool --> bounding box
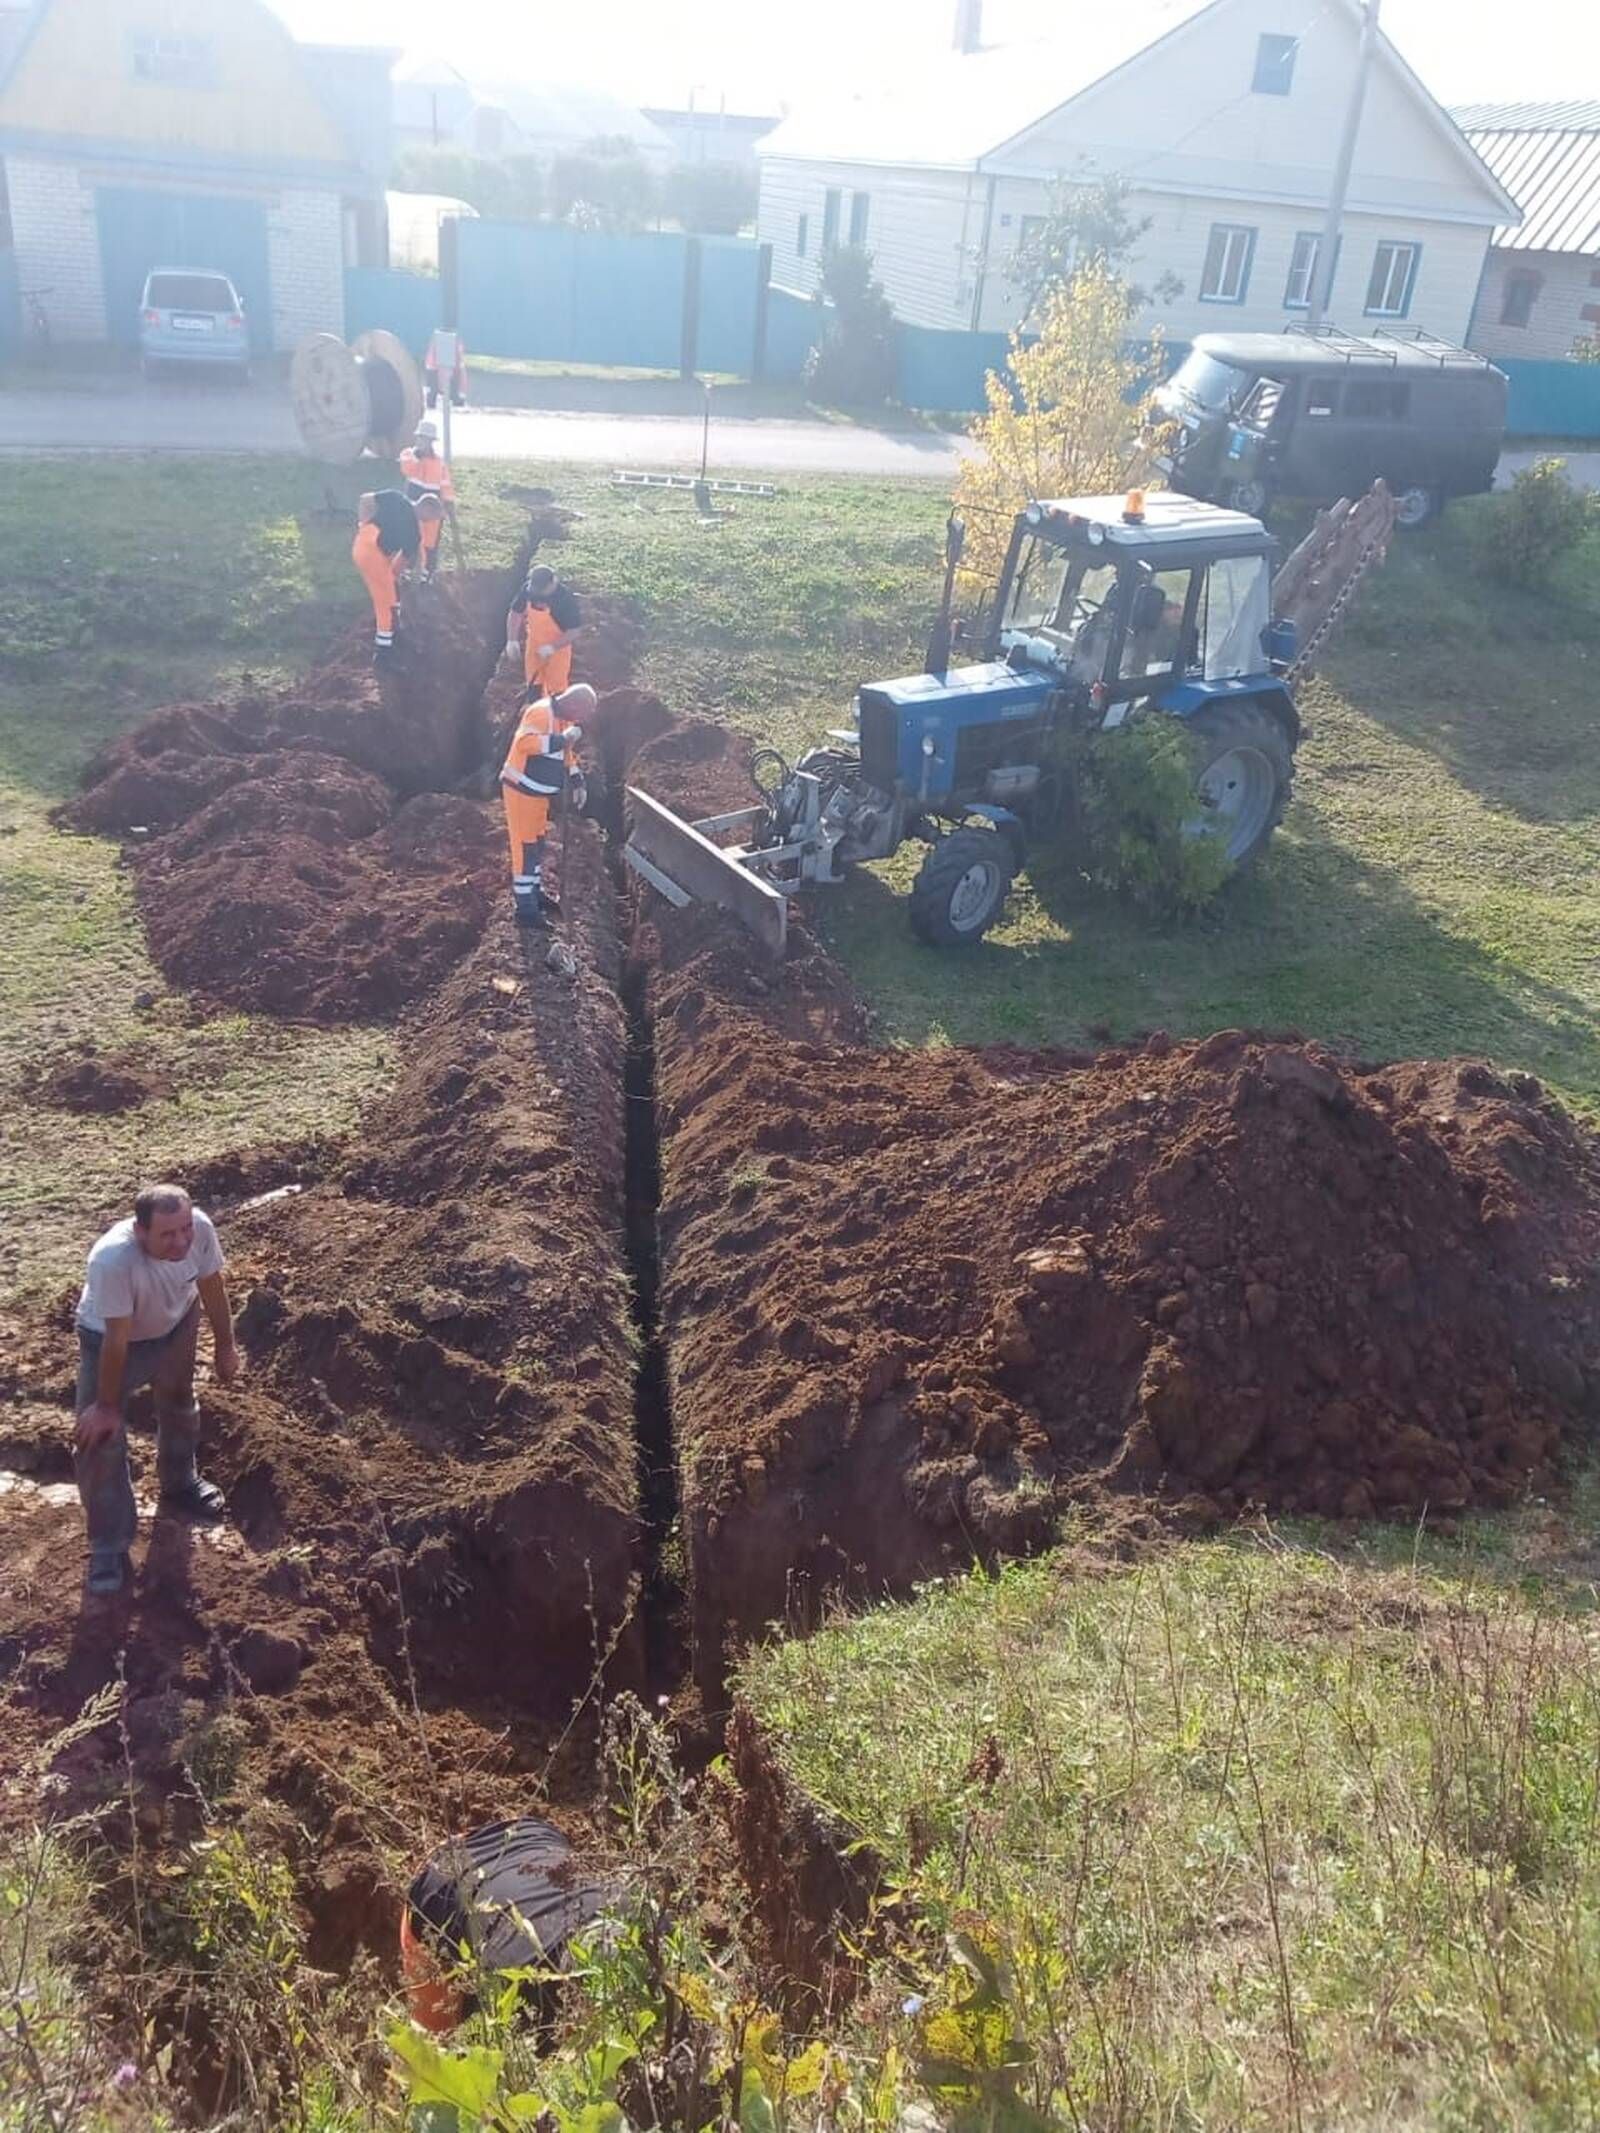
[289,329,425,464]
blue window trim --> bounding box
[848,189,870,247]
[1252,33,1298,94]
[796,212,808,259]
[1199,223,1257,305]
[822,187,841,250]
[1364,240,1421,318]
[1285,230,1341,310]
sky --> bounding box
[268,0,1598,117]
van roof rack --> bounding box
[1368,325,1489,368]
[1284,321,1397,364]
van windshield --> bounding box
[147,274,236,311]
[1168,350,1250,413]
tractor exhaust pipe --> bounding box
[923,513,966,676]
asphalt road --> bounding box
[0,376,974,479]
[0,376,1592,490]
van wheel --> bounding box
[1227,478,1269,517]
[1395,485,1436,529]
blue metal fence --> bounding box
[696,237,767,376]
[344,267,441,356]
[1499,357,1600,441]
[763,285,823,381]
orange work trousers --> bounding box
[523,606,573,696]
[502,785,551,906]
[420,516,443,569]
[353,526,402,645]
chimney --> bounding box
[954,0,983,54]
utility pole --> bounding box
[1306,0,1380,332]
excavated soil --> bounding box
[0,577,645,2098]
[601,704,1600,1693]
[64,574,513,1022]
[25,1045,172,1115]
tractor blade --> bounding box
[624,788,789,957]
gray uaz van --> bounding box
[1154,327,1508,528]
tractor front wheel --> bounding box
[909,826,1015,946]
[1184,701,1294,870]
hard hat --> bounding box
[555,683,597,715]
[415,419,439,442]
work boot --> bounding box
[514,894,547,930]
[160,1476,227,1523]
[86,1548,129,1598]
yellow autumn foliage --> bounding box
[953,262,1167,591]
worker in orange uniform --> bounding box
[505,564,582,698]
[399,420,456,584]
[353,489,421,664]
[499,682,595,928]
[424,328,469,410]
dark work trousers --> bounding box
[74,1299,202,1557]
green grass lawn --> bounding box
[742,1524,1600,2131]
[3,457,1598,1302]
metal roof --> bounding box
[1189,329,1500,372]
[1454,104,1600,254]
[756,0,1221,171]
[1033,492,1272,550]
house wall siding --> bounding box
[977,183,1490,341]
[1469,247,1600,362]
[6,154,106,339]
[759,154,976,328]
[265,185,344,349]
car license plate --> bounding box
[172,314,213,333]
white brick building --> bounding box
[0,0,393,355]
[758,0,1518,348]
[1458,103,1600,363]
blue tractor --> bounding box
[624,486,1394,954]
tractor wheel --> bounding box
[1184,700,1294,870]
[909,826,1015,946]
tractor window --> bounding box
[1120,569,1198,680]
[1004,537,1073,636]
[1200,555,1272,679]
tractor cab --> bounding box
[990,490,1285,705]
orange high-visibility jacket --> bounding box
[399,445,456,505]
[500,694,577,802]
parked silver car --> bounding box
[139,268,251,378]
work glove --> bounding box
[504,637,520,664]
[550,723,582,746]
[568,771,588,816]
[533,642,554,663]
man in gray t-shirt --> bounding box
[74,1181,241,1597]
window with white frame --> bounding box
[130,29,216,86]
[1365,241,1419,317]
[1200,224,1256,304]
[796,213,809,259]
[822,188,841,250]
[1284,233,1319,309]
[848,190,870,247]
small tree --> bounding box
[953,261,1163,588]
[1009,169,1182,320]
[549,136,658,231]
[805,245,898,406]
[391,145,517,219]
[665,161,758,235]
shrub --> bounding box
[804,246,898,407]
[1077,715,1235,914]
[664,162,757,236]
[1469,456,1597,588]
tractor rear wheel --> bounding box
[1184,700,1294,870]
[909,826,1015,946]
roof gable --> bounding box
[759,0,1516,228]
[0,0,352,171]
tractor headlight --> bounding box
[1024,502,1045,527]
[1086,522,1107,548]
[921,736,937,757]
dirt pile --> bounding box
[25,1044,172,1115]
[64,572,516,1021]
[599,704,1600,1690]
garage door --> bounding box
[96,188,273,354]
